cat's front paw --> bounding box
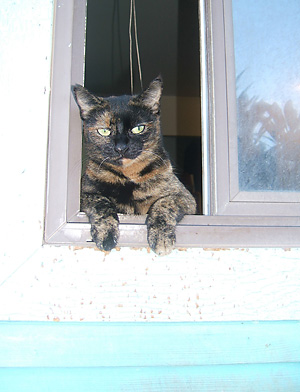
[147,224,176,256]
[90,217,119,252]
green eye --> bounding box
[98,128,111,136]
[131,125,145,134]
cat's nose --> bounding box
[114,134,129,155]
[114,141,129,154]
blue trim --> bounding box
[1,364,300,391]
[1,321,300,391]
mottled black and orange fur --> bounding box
[72,76,196,255]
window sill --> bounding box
[44,214,300,249]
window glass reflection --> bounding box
[232,0,300,191]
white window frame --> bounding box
[44,0,300,249]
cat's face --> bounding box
[72,77,163,166]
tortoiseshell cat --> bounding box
[72,76,196,255]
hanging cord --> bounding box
[129,0,143,94]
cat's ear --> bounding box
[71,84,108,120]
[132,76,163,114]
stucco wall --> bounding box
[0,0,300,323]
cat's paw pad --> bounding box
[90,217,119,252]
[147,225,176,256]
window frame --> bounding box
[211,0,300,216]
[44,0,300,249]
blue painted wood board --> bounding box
[0,321,299,391]
[1,321,299,367]
[0,364,300,392]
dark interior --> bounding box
[84,0,202,212]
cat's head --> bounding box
[72,76,163,165]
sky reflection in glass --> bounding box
[232,0,300,191]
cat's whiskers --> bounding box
[98,156,111,170]
[143,149,169,167]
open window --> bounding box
[83,0,201,211]
[44,0,300,248]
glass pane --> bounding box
[232,0,300,191]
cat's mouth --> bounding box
[114,151,139,162]
[115,153,128,161]
[111,154,133,166]
[113,154,140,168]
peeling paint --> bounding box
[203,248,231,251]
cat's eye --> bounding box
[97,128,111,136]
[131,125,145,134]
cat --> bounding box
[72,76,196,255]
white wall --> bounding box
[0,0,300,323]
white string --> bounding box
[133,0,143,92]
[129,0,143,94]
[129,0,133,94]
